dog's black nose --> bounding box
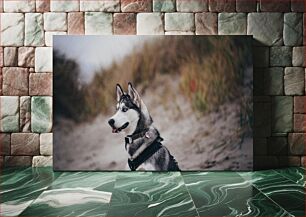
[108,119,115,127]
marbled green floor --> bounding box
[0,167,305,216]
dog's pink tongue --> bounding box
[112,129,116,133]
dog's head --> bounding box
[108,82,152,135]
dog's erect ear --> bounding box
[116,84,123,102]
[128,82,141,107]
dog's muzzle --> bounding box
[111,122,129,133]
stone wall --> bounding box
[0,0,305,169]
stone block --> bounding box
[45,32,67,47]
[195,13,217,35]
[121,0,152,12]
[3,0,35,12]
[35,47,53,72]
[113,13,136,35]
[4,47,18,66]
[0,133,10,155]
[247,13,283,46]
[291,0,304,12]
[260,0,290,12]
[50,0,79,12]
[165,31,195,35]
[264,67,284,95]
[177,0,208,12]
[254,156,278,170]
[293,114,306,132]
[253,68,264,95]
[294,96,305,113]
[0,157,3,168]
[208,0,235,12]
[20,96,31,132]
[301,156,305,167]
[11,133,39,155]
[85,12,113,35]
[80,0,120,12]
[165,13,195,31]
[253,47,269,67]
[0,69,2,95]
[36,0,50,12]
[40,133,53,155]
[137,13,164,35]
[0,47,3,67]
[284,67,304,95]
[300,29,306,52]
[2,67,29,95]
[25,13,44,46]
[4,156,32,167]
[1,13,24,46]
[288,133,305,155]
[153,0,175,12]
[278,156,301,167]
[254,102,271,137]
[268,137,288,155]
[68,12,84,35]
[44,12,67,31]
[270,46,292,67]
[284,13,303,46]
[0,96,19,132]
[272,96,293,133]
[32,156,53,167]
[218,13,247,35]
[253,138,267,156]
[292,46,305,67]
[236,0,256,12]
[31,96,53,133]
[18,47,35,67]
[29,73,53,96]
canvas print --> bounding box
[53,36,253,171]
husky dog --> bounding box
[108,82,180,171]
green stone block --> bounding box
[264,67,284,95]
[247,13,283,46]
[0,96,19,132]
[272,96,293,133]
[270,46,292,66]
[284,13,303,46]
[153,0,175,12]
[253,47,269,67]
[1,116,19,132]
[284,67,305,95]
[218,13,247,35]
[31,96,52,133]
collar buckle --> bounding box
[125,136,133,144]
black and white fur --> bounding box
[108,83,180,171]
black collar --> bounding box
[127,141,162,171]
[125,130,149,146]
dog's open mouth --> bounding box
[112,122,129,133]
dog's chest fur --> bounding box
[126,127,159,158]
[137,162,156,170]
[125,127,180,171]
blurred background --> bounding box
[53,36,253,171]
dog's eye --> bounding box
[122,107,128,112]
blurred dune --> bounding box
[54,36,252,121]
[54,73,252,171]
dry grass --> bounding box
[55,36,252,121]
[53,51,87,122]
[180,52,239,113]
